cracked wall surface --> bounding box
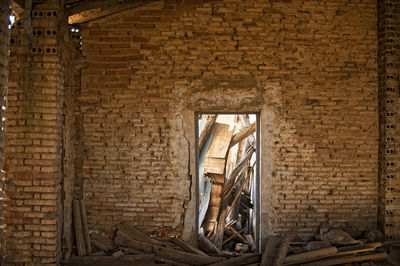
[78,0,378,243]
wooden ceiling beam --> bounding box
[64,0,127,16]
[67,0,158,24]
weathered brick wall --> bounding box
[378,0,400,241]
[0,0,11,260]
[79,0,378,242]
[4,1,64,264]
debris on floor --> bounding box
[67,220,395,266]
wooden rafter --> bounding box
[67,0,158,24]
[64,0,127,16]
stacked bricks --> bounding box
[4,0,64,264]
[79,0,378,240]
[0,0,10,259]
[378,0,400,241]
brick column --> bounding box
[4,1,64,264]
[378,0,400,241]
[0,0,11,260]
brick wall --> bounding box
[79,0,378,242]
[378,0,400,241]
[0,0,11,260]
[4,1,64,264]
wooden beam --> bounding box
[230,122,256,148]
[13,0,24,8]
[209,253,261,266]
[80,200,92,254]
[199,115,217,152]
[171,238,209,257]
[336,242,382,255]
[222,227,246,245]
[274,237,290,266]
[65,0,127,16]
[114,234,225,265]
[260,236,281,266]
[73,200,86,256]
[68,255,155,266]
[283,247,338,265]
[300,252,388,266]
[67,0,158,24]
[116,221,161,246]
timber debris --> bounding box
[69,205,393,266]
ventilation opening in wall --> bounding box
[196,113,260,253]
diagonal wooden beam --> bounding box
[65,0,127,16]
[67,0,158,24]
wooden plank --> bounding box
[199,228,223,255]
[119,246,145,255]
[171,237,209,256]
[116,221,161,246]
[227,168,250,216]
[209,253,261,266]
[199,115,217,152]
[274,237,290,266]
[204,123,234,174]
[65,0,126,16]
[212,208,228,249]
[67,0,157,24]
[222,227,246,245]
[283,247,338,265]
[260,236,281,266]
[73,199,86,256]
[80,200,91,254]
[202,180,223,232]
[203,157,227,175]
[223,148,255,197]
[300,252,388,266]
[114,234,224,265]
[336,242,382,255]
[68,255,155,266]
[90,232,115,251]
[239,115,255,145]
[206,123,234,158]
[154,255,189,266]
[230,122,256,148]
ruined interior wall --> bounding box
[4,1,64,264]
[378,0,400,241]
[0,0,10,259]
[78,0,378,241]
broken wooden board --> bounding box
[300,252,388,266]
[80,200,92,255]
[199,115,217,152]
[171,237,208,256]
[336,242,382,255]
[116,221,161,246]
[90,232,116,251]
[283,246,338,265]
[67,254,155,266]
[209,253,261,266]
[230,122,256,148]
[202,176,223,232]
[260,235,281,266]
[223,227,247,245]
[73,199,86,256]
[114,234,224,265]
[204,123,234,175]
[274,237,291,266]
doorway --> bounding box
[196,113,260,253]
